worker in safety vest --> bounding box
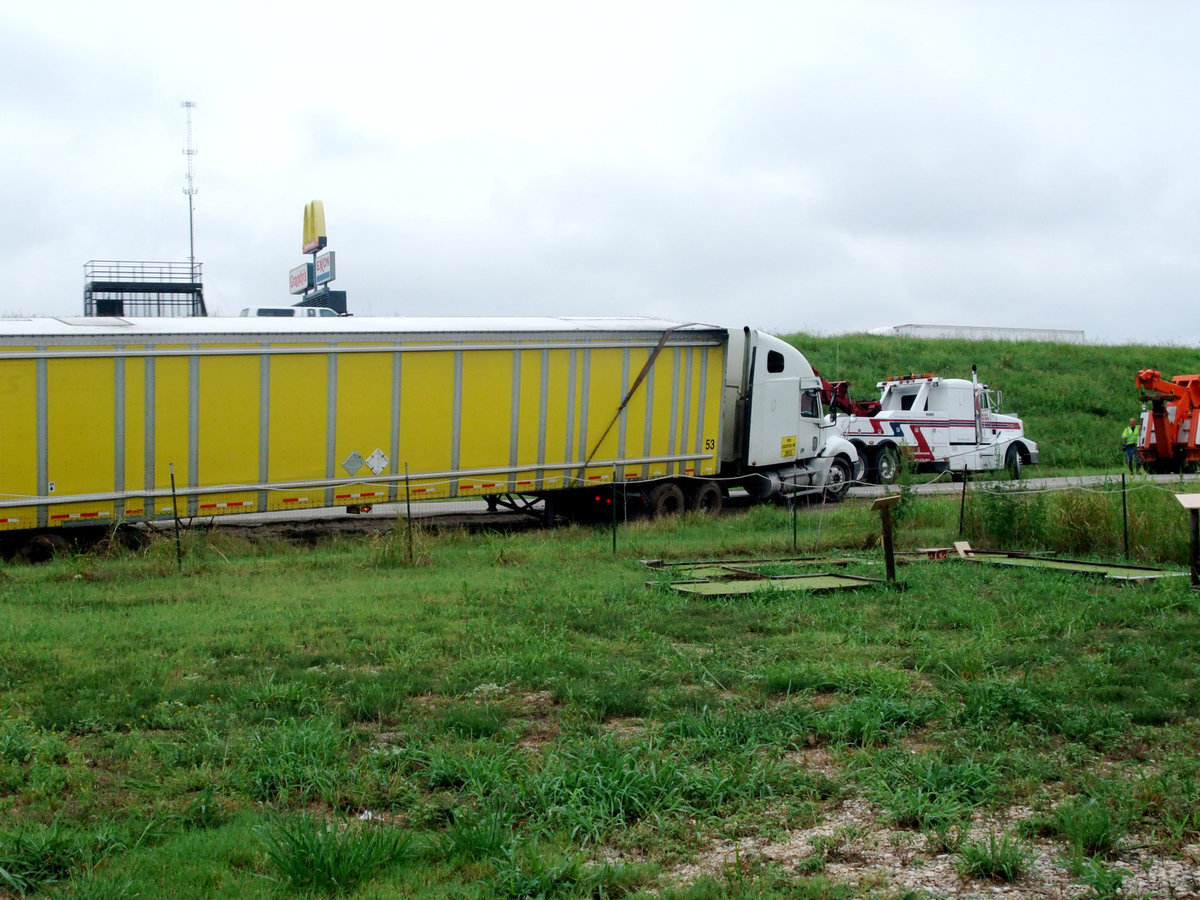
[1122,417,1140,473]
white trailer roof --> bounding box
[0,315,726,341]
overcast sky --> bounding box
[3,1,1197,345]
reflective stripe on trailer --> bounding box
[199,501,256,510]
[50,511,111,521]
[281,497,310,504]
[335,492,384,499]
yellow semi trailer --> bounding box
[0,316,860,556]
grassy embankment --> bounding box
[2,500,1199,898]
[787,332,1199,471]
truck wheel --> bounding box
[875,446,900,484]
[647,482,685,518]
[823,456,852,502]
[855,446,875,483]
[687,481,724,516]
[1005,445,1023,479]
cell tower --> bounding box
[181,100,198,280]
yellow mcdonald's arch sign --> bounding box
[302,200,327,254]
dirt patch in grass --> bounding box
[660,798,1200,898]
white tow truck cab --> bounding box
[836,370,1038,483]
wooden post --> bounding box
[872,494,902,583]
[1193,509,1199,589]
[1172,494,1200,588]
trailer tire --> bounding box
[876,446,901,485]
[687,481,724,516]
[823,456,852,502]
[1005,445,1023,480]
[17,532,70,564]
[647,482,686,518]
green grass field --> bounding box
[2,487,1199,897]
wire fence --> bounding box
[117,462,1200,573]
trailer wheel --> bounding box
[1005,445,1023,480]
[647,482,686,518]
[16,532,70,564]
[687,481,724,516]
[823,456,852,502]
[876,446,901,485]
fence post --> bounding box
[404,463,414,565]
[611,480,618,555]
[1193,508,1200,589]
[958,467,969,537]
[1121,473,1129,558]
[169,462,182,572]
[1172,494,1200,588]
[792,479,799,553]
[872,494,901,583]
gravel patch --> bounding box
[664,798,1200,897]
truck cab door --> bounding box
[744,335,820,467]
[975,388,1001,466]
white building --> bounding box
[869,323,1085,343]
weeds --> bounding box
[1053,798,1126,858]
[366,519,432,568]
[812,696,935,747]
[858,750,998,839]
[956,831,1031,882]
[238,717,348,803]
[0,718,36,764]
[1074,856,1129,899]
[0,821,89,895]
[482,842,626,899]
[439,808,512,862]
[440,702,511,739]
[255,814,415,892]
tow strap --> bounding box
[574,323,696,485]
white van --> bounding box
[239,306,339,317]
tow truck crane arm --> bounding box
[1136,368,1200,468]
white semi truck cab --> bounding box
[719,329,864,500]
[835,370,1038,483]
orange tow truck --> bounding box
[1136,368,1200,472]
